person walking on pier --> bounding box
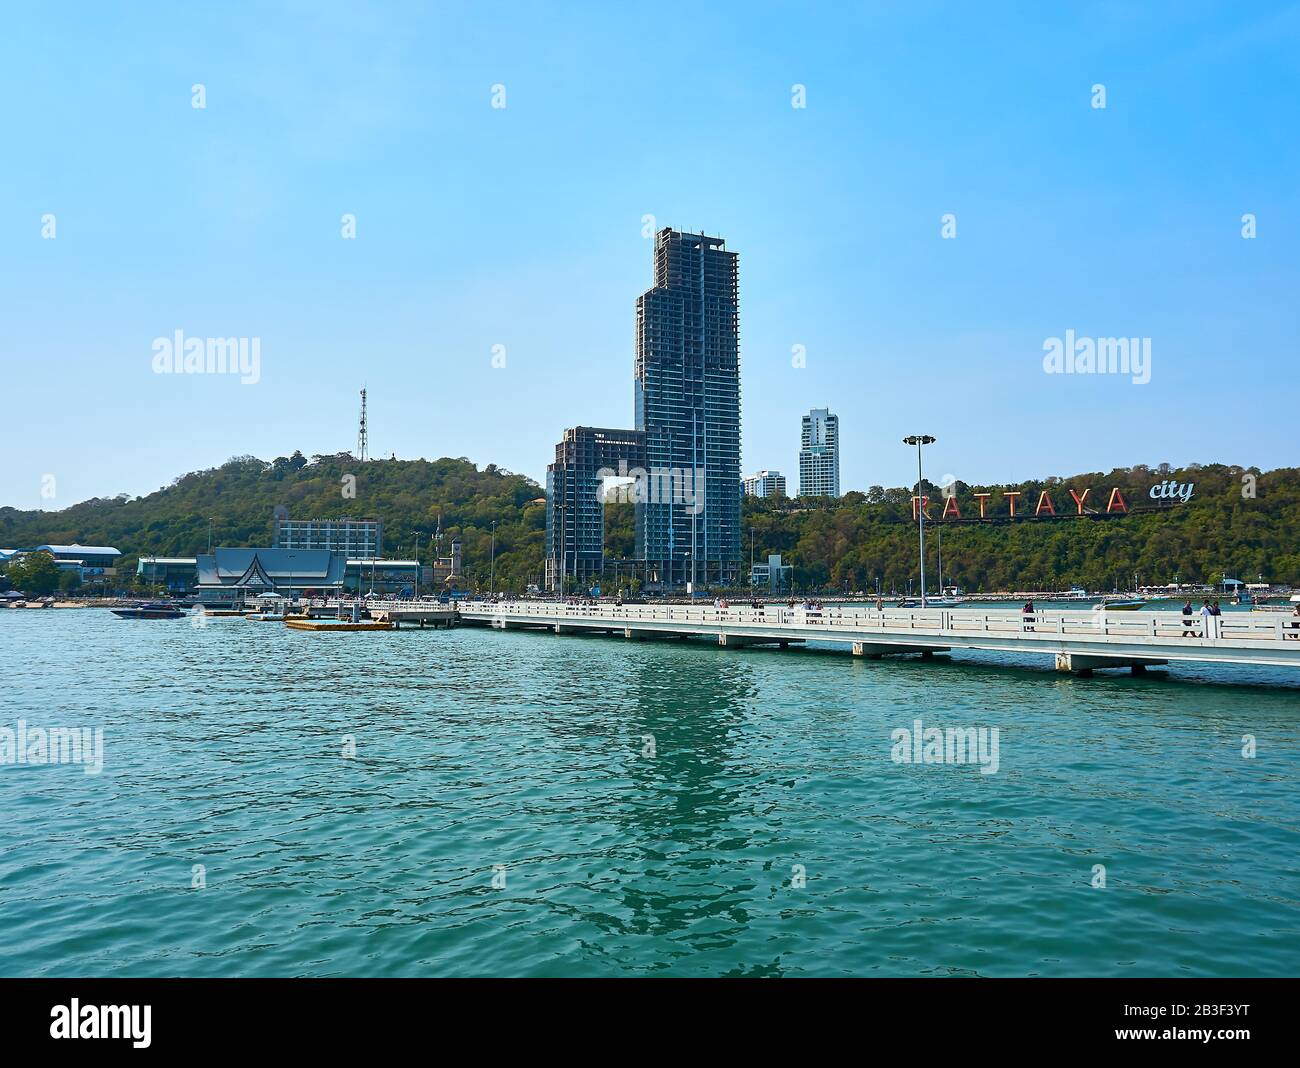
[1022,600,1036,632]
[1200,599,1214,637]
[1287,602,1300,640]
[1182,599,1197,637]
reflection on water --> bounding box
[0,611,1298,977]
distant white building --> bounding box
[742,470,786,498]
[273,517,381,558]
[36,544,122,569]
[750,553,793,593]
[799,408,840,497]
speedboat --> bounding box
[111,602,184,620]
[1092,598,1145,611]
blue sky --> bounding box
[2,1,1297,510]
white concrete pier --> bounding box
[457,600,1300,674]
[365,600,457,628]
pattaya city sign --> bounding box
[911,487,1131,521]
[912,481,1194,521]
[1148,479,1195,503]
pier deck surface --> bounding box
[454,601,1300,672]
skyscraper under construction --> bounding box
[545,228,742,591]
[634,229,742,588]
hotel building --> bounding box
[273,517,382,558]
[742,470,786,498]
[798,408,840,497]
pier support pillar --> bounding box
[851,642,948,659]
[718,634,804,648]
[1055,653,1168,675]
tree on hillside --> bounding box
[5,551,61,596]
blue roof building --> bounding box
[195,548,347,600]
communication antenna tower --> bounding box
[357,387,369,461]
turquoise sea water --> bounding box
[2,609,1299,977]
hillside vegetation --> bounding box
[1,454,1293,593]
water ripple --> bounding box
[1,611,1298,976]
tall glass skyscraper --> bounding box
[634,229,742,588]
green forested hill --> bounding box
[0,452,549,591]
[1,454,1294,593]
[745,462,1298,593]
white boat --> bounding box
[1093,598,1146,611]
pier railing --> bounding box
[461,601,1300,646]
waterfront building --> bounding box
[36,544,122,570]
[635,229,742,588]
[546,426,646,591]
[137,557,198,592]
[749,553,793,593]
[798,408,840,497]
[742,470,786,498]
[345,559,421,596]
[26,543,123,582]
[194,547,347,603]
[273,517,381,558]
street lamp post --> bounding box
[411,530,422,598]
[556,501,566,598]
[902,435,937,608]
[750,527,756,592]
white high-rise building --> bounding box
[742,470,786,498]
[273,517,382,558]
[798,408,840,497]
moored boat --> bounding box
[1093,598,1146,611]
[284,618,393,632]
[112,602,184,620]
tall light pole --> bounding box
[556,501,566,598]
[489,520,497,598]
[903,435,936,607]
[411,530,422,598]
[750,527,756,592]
